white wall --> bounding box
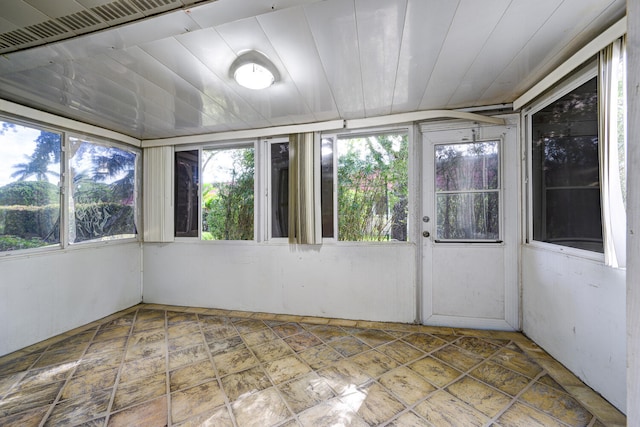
[0,242,142,356]
[143,241,416,323]
[522,245,626,413]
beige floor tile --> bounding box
[328,336,371,357]
[297,399,369,427]
[386,411,432,426]
[168,332,204,352]
[120,355,165,384]
[307,325,349,343]
[231,387,291,427]
[171,380,226,424]
[298,345,343,370]
[93,325,131,342]
[272,323,306,338]
[75,350,123,376]
[107,395,167,427]
[432,344,485,372]
[378,366,436,405]
[112,372,166,412]
[170,360,217,392]
[213,346,259,376]
[85,337,127,355]
[497,401,567,427]
[174,405,234,427]
[208,336,244,356]
[349,350,400,378]
[349,329,395,347]
[168,344,209,371]
[220,366,272,402]
[402,333,448,353]
[283,332,323,352]
[252,339,295,364]
[347,382,404,425]
[242,329,279,347]
[446,376,513,417]
[408,356,463,388]
[414,390,490,427]
[318,360,371,395]
[519,382,593,426]
[0,405,49,427]
[469,361,531,396]
[43,389,111,426]
[0,353,40,377]
[377,340,425,364]
[455,336,502,358]
[0,381,63,418]
[491,347,543,379]
[278,372,335,414]
[234,319,268,334]
[203,325,239,342]
[61,367,118,400]
[18,362,76,390]
[264,355,312,384]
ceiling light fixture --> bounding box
[230,50,279,90]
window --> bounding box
[435,140,500,241]
[530,76,603,252]
[68,137,138,244]
[332,131,408,241]
[202,145,254,240]
[0,120,61,251]
[174,150,199,238]
[270,141,289,238]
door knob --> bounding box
[422,231,430,238]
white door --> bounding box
[420,116,519,330]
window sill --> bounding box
[525,240,605,263]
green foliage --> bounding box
[0,234,48,251]
[0,204,60,242]
[0,181,59,206]
[337,134,408,241]
[73,181,117,204]
[203,148,254,240]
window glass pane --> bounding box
[531,77,603,252]
[271,142,289,238]
[175,150,199,238]
[0,120,61,251]
[337,132,408,241]
[202,146,254,240]
[436,192,499,240]
[68,138,137,243]
[435,141,499,191]
[321,136,334,238]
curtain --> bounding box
[599,37,627,268]
[288,132,321,244]
[143,146,175,242]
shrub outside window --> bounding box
[68,137,138,244]
[336,132,408,241]
[0,120,61,251]
[201,145,254,240]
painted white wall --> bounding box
[522,245,626,413]
[0,242,142,356]
[143,241,416,323]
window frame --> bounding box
[64,133,141,248]
[523,60,604,261]
[324,126,413,244]
[0,114,142,258]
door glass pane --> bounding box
[202,146,254,240]
[0,121,61,251]
[175,150,199,237]
[271,142,289,238]
[435,140,500,241]
[435,141,499,191]
[436,192,499,240]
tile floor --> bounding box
[0,304,626,427]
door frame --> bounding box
[416,115,521,330]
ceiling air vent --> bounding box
[130,0,179,11]
[24,21,69,39]
[57,11,102,32]
[0,29,38,48]
[91,0,139,22]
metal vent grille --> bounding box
[0,29,38,48]
[91,0,139,22]
[24,21,69,39]
[130,0,178,11]
[57,11,102,31]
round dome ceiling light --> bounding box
[229,50,279,90]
